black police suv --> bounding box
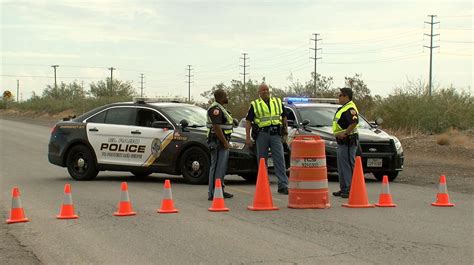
[283,97,404,181]
[48,98,260,184]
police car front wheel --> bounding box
[180,146,209,185]
[66,145,98,181]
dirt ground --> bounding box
[1,110,473,194]
[396,130,474,194]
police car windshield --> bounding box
[161,105,207,127]
[298,106,371,128]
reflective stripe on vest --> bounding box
[206,101,233,137]
[332,100,359,135]
[291,158,326,168]
[289,180,329,190]
[251,97,283,128]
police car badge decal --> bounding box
[142,132,174,167]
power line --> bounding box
[322,40,424,54]
[323,29,422,45]
[424,15,440,96]
[321,53,425,64]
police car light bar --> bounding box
[133,97,189,103]
[283,97,338,104]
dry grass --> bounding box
[436,128,473,147]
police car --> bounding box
[284,97,404,181]
[48,98,260,184]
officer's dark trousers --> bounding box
[336,143,357,194]
[256,132,288,190]
[208,141,229,197]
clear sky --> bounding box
[1,0,472,102]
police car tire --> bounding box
[240,174,257,183]
[180,146,209,185]
[66,145,98,181]
[373,171,399,182]
[130,170,152,178]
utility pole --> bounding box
[51,65,59,89]
[424,15,439,96]
[108,67,116,90]
[240,53,249,88]
[16,80,19,102]
[185,65,193,102]
[140,73,145,97]
[310,33,322,92]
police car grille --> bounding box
[360,143,393,153]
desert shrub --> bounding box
[372,88,473,134]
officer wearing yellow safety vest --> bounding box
[206,89,234,201]
[332,87,359,198]
[245,83,289,194]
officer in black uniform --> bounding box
[206,89,234,201]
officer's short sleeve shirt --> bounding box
[208,106,224,125]
[338,107,358,129]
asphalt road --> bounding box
[1,119,473,264]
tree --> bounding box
[345,74,373,115]
[89,78,135,98]
[286,72,337,98]
[42,81,85,101]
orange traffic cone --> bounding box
[208,179,229,212]
[114,182,137,216]
[342,156,375,208]
[57,184,79,219]
[6,187,30,224]
[158,179,179,213]
[248,158,279,211]
[375,176,397,207]
[432,175,455,207]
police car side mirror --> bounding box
[152,121,173,129]
[301,119,310,126]
[180,119,189,129]
[370,117,383,127]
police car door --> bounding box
[86,106,140,166]
[131,107,174,167]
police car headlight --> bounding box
[229,141,245,150]
[393,136,403,154]
[324,139,338,148]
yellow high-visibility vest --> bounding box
[332,100,359,135]
[251,97,283,128]
[206,101,233,138]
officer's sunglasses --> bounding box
[338,94,346,97]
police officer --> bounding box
[207,88,234,201]
[245,83,289,194]
[332,87,359,198]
